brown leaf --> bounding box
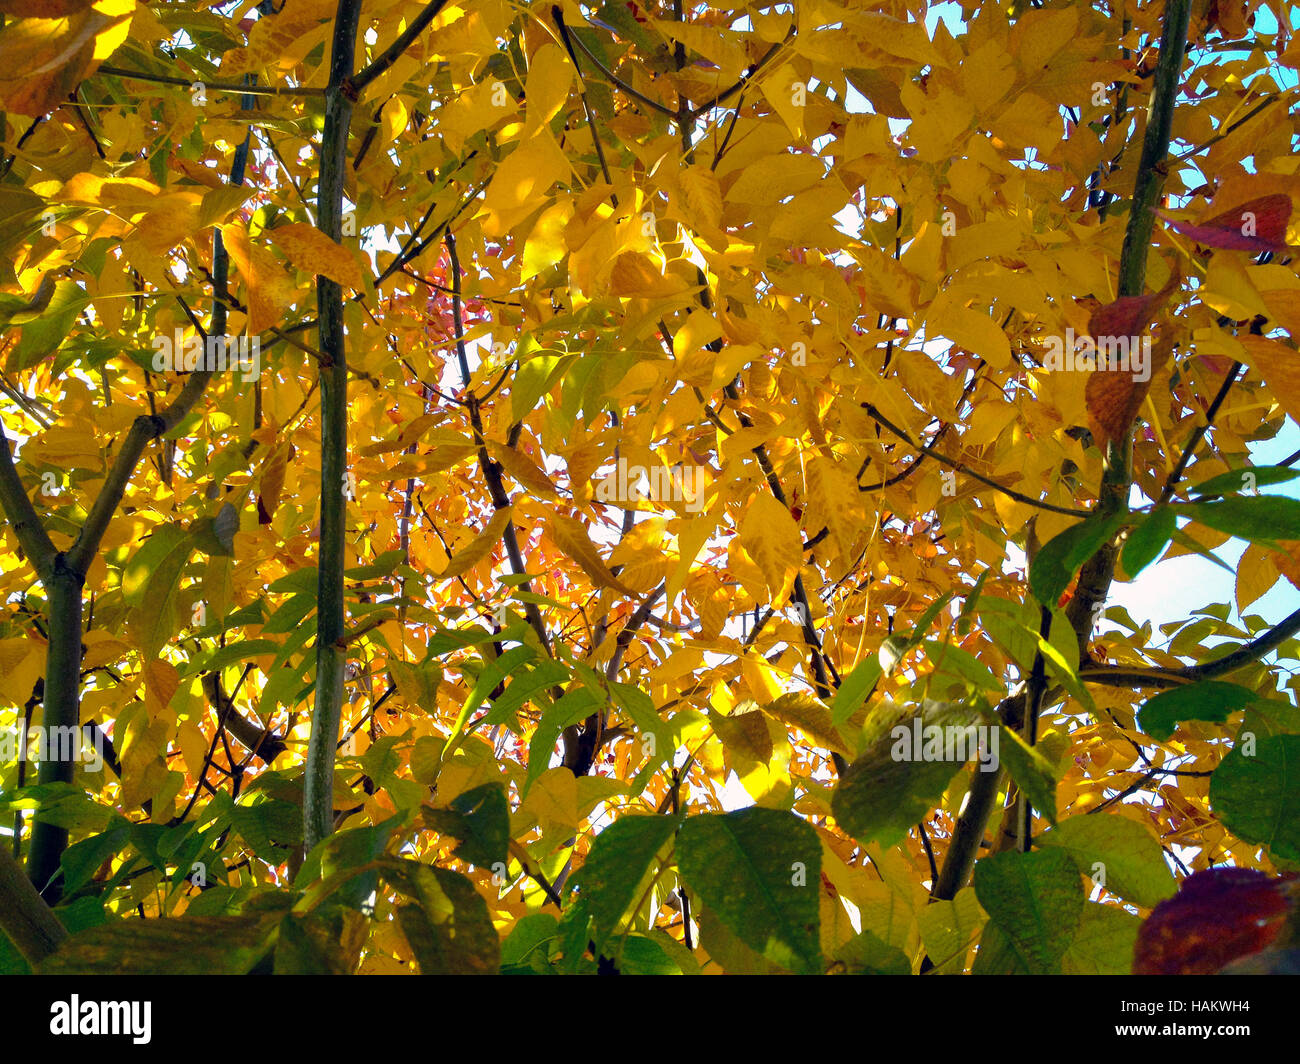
[1159,193,1293,253]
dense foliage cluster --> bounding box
[1,0,1299,974]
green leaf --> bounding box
[11,281,89,369]
[261,593,317,635]
[126,528,195,656]
[1178,496,1300,544]
[1121,505,1175,577]
[189,637,278,671]
[273,910,366,975]
[1138,680,1261,741]
[37,914,278,975]
[956,569,991,636]
[122,524,190,605]
[423,781,509,870]
[190,501,239,557]
[571,814,678,953]
[380,860,501,974]
[972,848,1084,975]
[230,798,303,861]
[58,820,130,895]
[677,807,822,974]
[608,680,675,793]
[1169,525,1237,574]
[594,0,664,52]
[1210,735,1300,863]
[525,686,600,790]
[387,657,443,713]
[1,783,114,832]
[1037,814,1177,908]
[510,351,569,416]
[997,725,1058,826]
[616,932,684,974]
[970,920,1027,974]
[500,912,558,973]
[833,929,911,974]
[922,640,1002,695]
[303,816,401,911]
[830,654,882,724]
[267,567,318,595]
[1060,902,1141,975]
[831,699,983,846]
[1029,511,1128,607]
[697,905,784,973]
[444,645,537,759]
[915,887,984,973]
[478,659,570,731]
[1190,465,1300,498]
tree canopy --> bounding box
[1,0,1299,976]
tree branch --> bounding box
[0,845,65,967]
[861,402,1090,517]
[353,0,453,92]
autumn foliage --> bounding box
[1,0,1299,975]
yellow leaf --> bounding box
[736,492,802,605]
[927,299,1011,368]
[759,63,806,141]
[607,250,685,299]
[740,656,783,703]
[480,130,569,237]
[177,721,209,780]
[946,219,1024,272]
[522,198,573,282]
[805,455,866,567]
[761,692,850,758]
[521,767,579,831]
[0,638,43,707]
[221,222,294,334]
[547,513,634,592]
[1236,542,1279,612]
[440,507,512,578]
[666,515,716,604]
[672,308,722,360]
[144,660,179,717]
[0,0,133,117]
[490,443,560,499]
[1237,335,1300,426]
[270,222,364,290]
[680,167,723,232]
[522,43,573,138]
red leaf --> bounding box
[1132,868,1293,975]
[1159,193,1293,253]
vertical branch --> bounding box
[1064,0,1190,654]
[23,73,255,895]
[930,0,1192,901]
[303,0,364,854]
[25,562,83,899]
